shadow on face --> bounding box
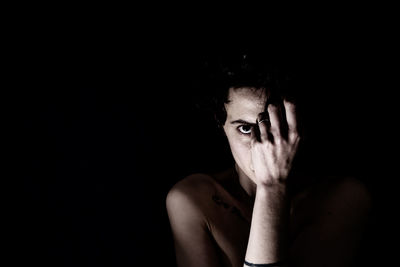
[222,87,268,180]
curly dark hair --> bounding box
[194,50,298,129]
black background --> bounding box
[17,11,396,267]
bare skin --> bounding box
[166,87,372,267]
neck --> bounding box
[234,163,257,200]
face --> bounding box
[222,87,268,182]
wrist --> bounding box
[255,183,290,208]
[257,180,288,194]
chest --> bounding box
[207,193,250,267]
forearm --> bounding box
[244,184,290,266]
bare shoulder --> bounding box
[165,173,218,217]
[165,173,224,267]
[316,175,372,214]
[289,175,373,266]
[166,173,217,200]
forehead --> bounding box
[224,87,268,122]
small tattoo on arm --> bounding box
[212,194,246,221]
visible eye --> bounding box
[237,125,252,135]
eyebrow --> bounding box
[230,119,257,125]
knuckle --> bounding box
[270,128,280,136]
[289,129,299,138]
[274,136,283,144]
[290,133,301,144]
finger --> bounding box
[250,122,257,146]
[249,129,256,172]
[267,103,282,141]
[257,112,269,142]
[283,99,299,140]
